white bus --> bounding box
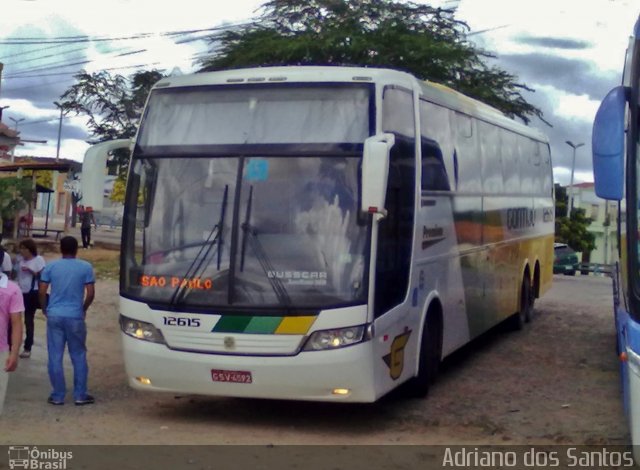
[82,66,554,402]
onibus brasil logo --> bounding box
[8,446,73,469]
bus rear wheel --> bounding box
[405,313,441,398]
[509,275,532,331]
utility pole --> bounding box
[566,140,585,216]
[53,102,69,231]
[9,117,25,162]
[54,102,63,161]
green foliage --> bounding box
[109,175,127,203]
[555,207,596,254]
[554,183,596,254]
[199,0,542,123]
[23,170,53,189]
[554,183,568,218]
[0,177,34,221]
[59,69,165,175]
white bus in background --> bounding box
[82,66,553,402]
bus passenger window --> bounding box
[421,138,450,191]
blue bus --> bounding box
[592,14,640,457]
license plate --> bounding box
[211,369,253,384]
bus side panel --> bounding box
[416,193,471,359]
[451,196,485,339]
[482,196,526,325]
[416,99,474,360]
[481,196,554,328]
[534,197,555,298]
[625,316,640,451]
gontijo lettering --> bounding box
[140,275,213,290]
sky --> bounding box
[0,0,637,186]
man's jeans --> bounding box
[47,317,88,401]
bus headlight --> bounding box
[302,325,366,351]
[120,315,166,344]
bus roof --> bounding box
[154,66,548,143]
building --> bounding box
[569,182,617,265]
[0,156,82,234]
[0,122,19,158]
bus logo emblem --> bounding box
[224,336,236,350]
[383,329,412,380]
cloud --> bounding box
[514,35,591,50]
[555,93,600,122]
[520,86,594,185]
[495,52,618,101]
[18,136,89,161]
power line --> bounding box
[3,46,88,67]
[0,23,247,46]
[0,33,155,45]
[2,78,73,93]
[20,117,62,126]
[0,42,79,60]
[2,61,163,79]
[4,49,148,77]
[5,58,94,77]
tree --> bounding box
[59,69,165,201]
[0,177,34,236]
[554,183,568,218]
[554,183,596,254]
[23,170,53,190]
[199,0,542,123]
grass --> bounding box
[77,248,120,280]
[75,248,121,281]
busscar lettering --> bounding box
[139,275,213,290]
[266,271,328,285]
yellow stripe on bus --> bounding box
[275,316,317,335]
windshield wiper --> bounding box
[169,185,229,307]
[237,184,291,306]
[239,185,253,272]
[241,222,292,308]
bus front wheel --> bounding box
[405,311,442,398]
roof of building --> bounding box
[0,122,20,158]
[0,156,81,172]
[0,122,18,139]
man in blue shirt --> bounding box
[39,236,96,405]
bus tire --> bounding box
[509,275,532,330]
[406,311,441,398]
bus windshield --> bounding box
[122,155,368,309]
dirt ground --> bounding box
[0,250,628,447]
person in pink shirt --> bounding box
[0,272,24,415]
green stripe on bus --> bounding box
[244,316,283,334]
[213,316,252,333]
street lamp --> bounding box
[9,116,25,130]
[566,140,585,216]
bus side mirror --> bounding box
[361,133,395,216]
[592,86,628,201]
[81,139,132,210]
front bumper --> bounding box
[122,333,379,403]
